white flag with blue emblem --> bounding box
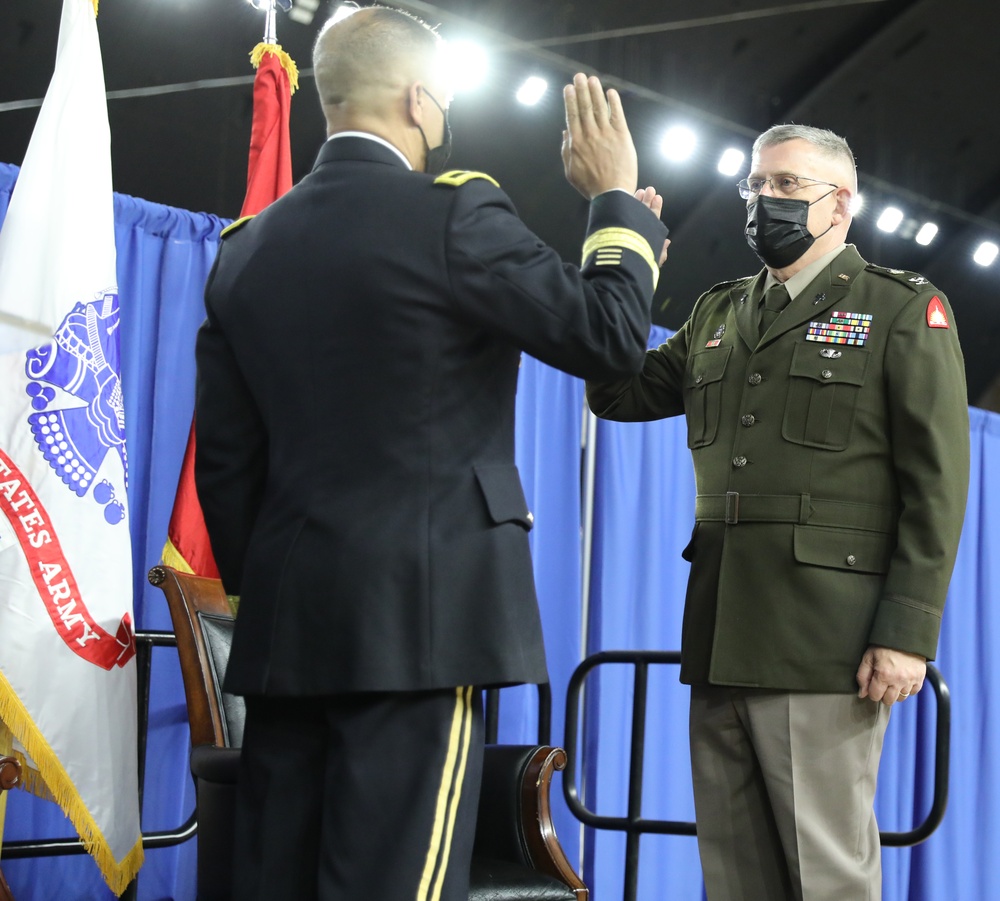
[0,0,142,893]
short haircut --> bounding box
[313,5,441,111]
[753,124,857,191]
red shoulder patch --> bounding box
[926,295,950,329]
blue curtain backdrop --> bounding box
[2,161,999,900]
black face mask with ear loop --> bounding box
[418,89,452,175]
[745,191,836,268]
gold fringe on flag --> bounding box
[0,672,143,896]
[250,42,299,94]
[91,0,99,16]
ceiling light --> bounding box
[915,223,938,246]
[444,40,489,94]
[289,0,321,25]
[973,241,999,266]
[876,207,904,233]
[660,126,697,163]
[516,76,548,107]
[717,148,744,177]
[849,193,864,216]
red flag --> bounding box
[163,43,297,577]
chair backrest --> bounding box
[147,565,245,748]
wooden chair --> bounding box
[148,564,587,901]
[0,754,22,901]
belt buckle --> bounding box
[725,491,739,525]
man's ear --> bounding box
[407,83,425,127]
[832,187,852,224]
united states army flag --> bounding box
[0,0,143,893]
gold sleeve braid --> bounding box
[582,227,659,290]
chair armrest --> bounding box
[475,745,588,900]
[190,745,241,785]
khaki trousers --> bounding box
[690,686,889,901]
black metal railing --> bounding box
[562,650,951,901]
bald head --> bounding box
[313,6,442,122]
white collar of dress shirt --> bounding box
[326,132,412,170]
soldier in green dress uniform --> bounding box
[587,124,970,901]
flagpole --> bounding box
[263,0,277,44]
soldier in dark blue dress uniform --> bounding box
[194,6,669,900]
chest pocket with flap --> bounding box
[684,346,732,449]
[782,342,871,451]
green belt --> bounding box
[695,492,897,533]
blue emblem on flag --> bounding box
[23,289,127,525]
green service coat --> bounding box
[587,245,970,692]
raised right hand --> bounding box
[561,73,638,199]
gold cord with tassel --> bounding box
[249,42,299,94]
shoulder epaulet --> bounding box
[433,170,500,189]
[220,215,255,238]
[706,275,756,294]
[865,263,934,291]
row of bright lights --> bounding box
[321,7,1000,267]
[571,99,1000,267]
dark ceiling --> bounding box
[2,0,999,407]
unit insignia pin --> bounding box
[813,292,826,305]
[705,322,726,347]
[909,276,930,286]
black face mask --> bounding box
[418,89,452,175]
[744,192,835,269]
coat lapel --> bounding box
[731,271,767,351]
[758,246,868,347]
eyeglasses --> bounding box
[737,173,839,200]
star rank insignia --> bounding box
[926,295,950,328]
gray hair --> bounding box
[753,124,857,190]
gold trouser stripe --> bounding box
[416,686,474,901]
[582,227,660,290]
